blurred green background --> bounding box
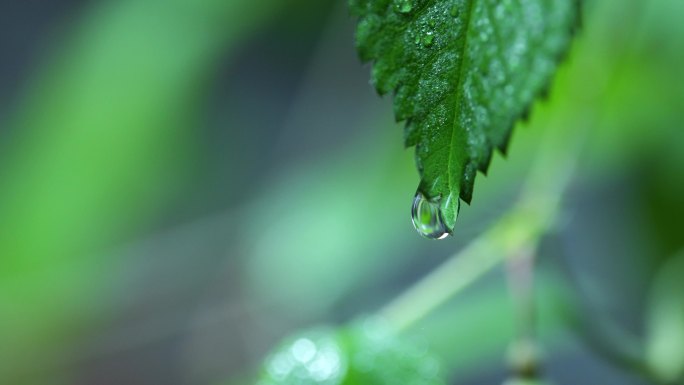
[0,0,683,384]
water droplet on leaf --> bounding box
[411,191,450,239]
[394,0,413,14]
[423,32,434,47]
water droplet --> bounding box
[423,32,434,47]
[394,0,413,14]
[411,191,450,239]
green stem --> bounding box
[380,122,584,333]
[505,245,540,379]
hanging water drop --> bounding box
[411,191,450,240]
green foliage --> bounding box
[0,0,284,381]
[502,379,548,385]
[258,318,445,385]
[646,251,684,383]
[350,0,580,229]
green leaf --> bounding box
[645,251,684,383]
[350,0,580,229]
[258,318,446,385]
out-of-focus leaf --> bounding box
[255,271,573,385]
[349,0,579,229]
[258,318,445,385]
[342,318,445,385]
[502,379,549,385]
[0,0,285,382]
[259,328,348,385]
[645,251,684,383]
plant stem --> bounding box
[507,246,536,343]
[380,122,584,333]
[381,205,544,332]
[505,244,540,378]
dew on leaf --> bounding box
[352,0,579,230]
[394,0,413,14]
[423,32,435,47]
[411,191,450,239]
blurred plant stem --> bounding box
[505,246,540,379]
[380,115,584,333]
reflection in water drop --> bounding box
[411,191,450,240]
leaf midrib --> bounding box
[447,0,476,202]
